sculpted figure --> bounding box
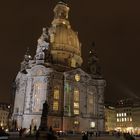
[36,28,50,60]
[42,100,49,117]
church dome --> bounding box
[49,1,83,68]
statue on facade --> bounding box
[35,28,50,60]
[21,48,32,73]
[42,100,49,117]
[39,100,49,131]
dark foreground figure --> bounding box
[123,133,135,140]
[35,127,57,140]
[82,133,88,140]
[47,127,57,140]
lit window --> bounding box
[54,88,59,100]
[74,109,79,115]
[117,113,119,117]
[74,90,79,101]
[117,118,119,122]
[122,113,123,116]
[124,118,127,121]
[122,118,124,122]
[124,113,126,116]
[74,102,79,108]
[73,89,80,115]
[119,113,121,117]
[130,118,132,122]
[53,101,59,111]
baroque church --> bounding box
[12,1,106,132]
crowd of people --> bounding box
[9,127,137,140]
[113,131,135,140]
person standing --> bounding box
[35,130,40,140]
[82,133,88,140]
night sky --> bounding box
[0,0,140,103]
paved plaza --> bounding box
[8,135,140,140]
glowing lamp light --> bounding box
[74,121,79,125]
[5,129,8,132]
[90,122,95,128]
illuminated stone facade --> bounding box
[12,1,106,132]
[105,106,116,131]
[105,99,140,134]
[0,103,10,129]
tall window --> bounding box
[33,83,42,112]
[88,94,94,113]
[74,89,80,115]
[53,87,60,111]
[53,101,59,111]
[54,88,59,100]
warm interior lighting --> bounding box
[74,121,79,125]
[90,122,95,128]
[53,101,59,111]
[73,89,80,115]
[54,88,59,99]
[74,102,79,108]
[75,74,80,82]
[74,109,79,115]
[74,90,79,101]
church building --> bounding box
[12,1,106,132]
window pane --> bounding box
[53,101,59,111]
[54,88,59,100]
[74,90,79,101]
[74,102,79,108]
[74,109,79,115]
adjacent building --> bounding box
[105,105,116,131]
[105,99,140,134]
[0,103,11,129]
[12,1,106,132]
